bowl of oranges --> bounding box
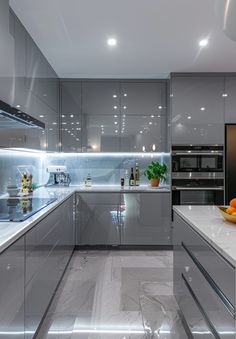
[218,198,236,223]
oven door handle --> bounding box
[172,186,224,191]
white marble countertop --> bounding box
[173,205,236,267]
[0,185,170,254]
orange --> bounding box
[226,207,236,214]
[230,198,236,208]
[232,212,236,216]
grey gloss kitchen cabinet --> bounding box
[81,81,120,152]
[78,193,120,245]
[78,193,171,246]
[171,76,225,145]
[120,193,171,245]
[0,238,24,339]
[61,81,82,152]
[225,76,236,123]
[173,212,235,338]
[25,195,75,339]
[0,0,14,106]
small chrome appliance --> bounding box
[46,166,71,187]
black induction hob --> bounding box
[0,197,57,222]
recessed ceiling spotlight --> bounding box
[115,130,118,133]
[199,39,208,47]
[70,114,74,118]
[113,106,117,109]
[140,131,143,134]
[113,94,117,98]
[124,93,127,97]
[158,106,162,110]
[200,107,206,111]
[114,115,118,118]
[114,121,118,125]
[187,116,192,119]
[107,38,117,46]
[149,122,153,125]
[16,105,21,108]
[222,93,228,97]
[39,115,44,118]
[123,106,127,109]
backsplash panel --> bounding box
[44,153,171,187]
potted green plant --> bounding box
[144,161,168,187]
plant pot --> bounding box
[150,178,160,187]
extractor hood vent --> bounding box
[0,100,45,129]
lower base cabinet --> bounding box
[77,192,171,246]
[173,212,235,339]
[25,195,75,339]
[0,238,24,339]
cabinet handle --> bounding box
[182,241,235,318]
[182,273,220,339]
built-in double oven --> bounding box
[172,145,224,205]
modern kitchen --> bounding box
[1,1,236,338]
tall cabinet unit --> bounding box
[225,76,236,123]
[60,80,168,152]
[170,75,225,145]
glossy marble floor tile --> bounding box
[35,250,188,339]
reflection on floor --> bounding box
[36,250,188,339]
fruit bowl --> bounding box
[218,206,236,224]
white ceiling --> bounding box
[10,0,236,78]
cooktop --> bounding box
[0,197,57,222]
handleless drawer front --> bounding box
[174,213,235,307]
[181,244,235,338]
[179,274,216,339]
[79,193,120,205]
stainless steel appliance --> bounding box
[172,145,224,205]
[46,165,71,187]
[0,197,57,221]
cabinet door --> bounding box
[171,76,224,145]
[25,197,74,339]
[14,16,27,112]
[61,81,82,152]
[120,82,167,151]
[119,115,164,152]
[225,77,236,123]
[0,0,14,106]
[121,193,171,245]
[0,238,24,339]
[78,193,120,245]
[120,82,166,115]
[82,81,120,115]
[82,114,120,152]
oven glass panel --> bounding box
[201,156,222,171]
[179,157,198,170]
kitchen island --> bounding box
[173,205,236,339]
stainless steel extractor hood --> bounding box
[0,100,45,129]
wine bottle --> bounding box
[135,163,140,186]
[129,167,135,186]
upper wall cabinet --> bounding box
[225,76,236,123]
[0,0,14,106]
[120,82,165,115]
[61,81,82,152]
[60,80,168,152]
[171,76,225,145]
[82,81,120,115]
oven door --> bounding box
[200,155,223,172]
[179,189,224,205]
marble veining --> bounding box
[35,250,188,339]
[173,205,236,267]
